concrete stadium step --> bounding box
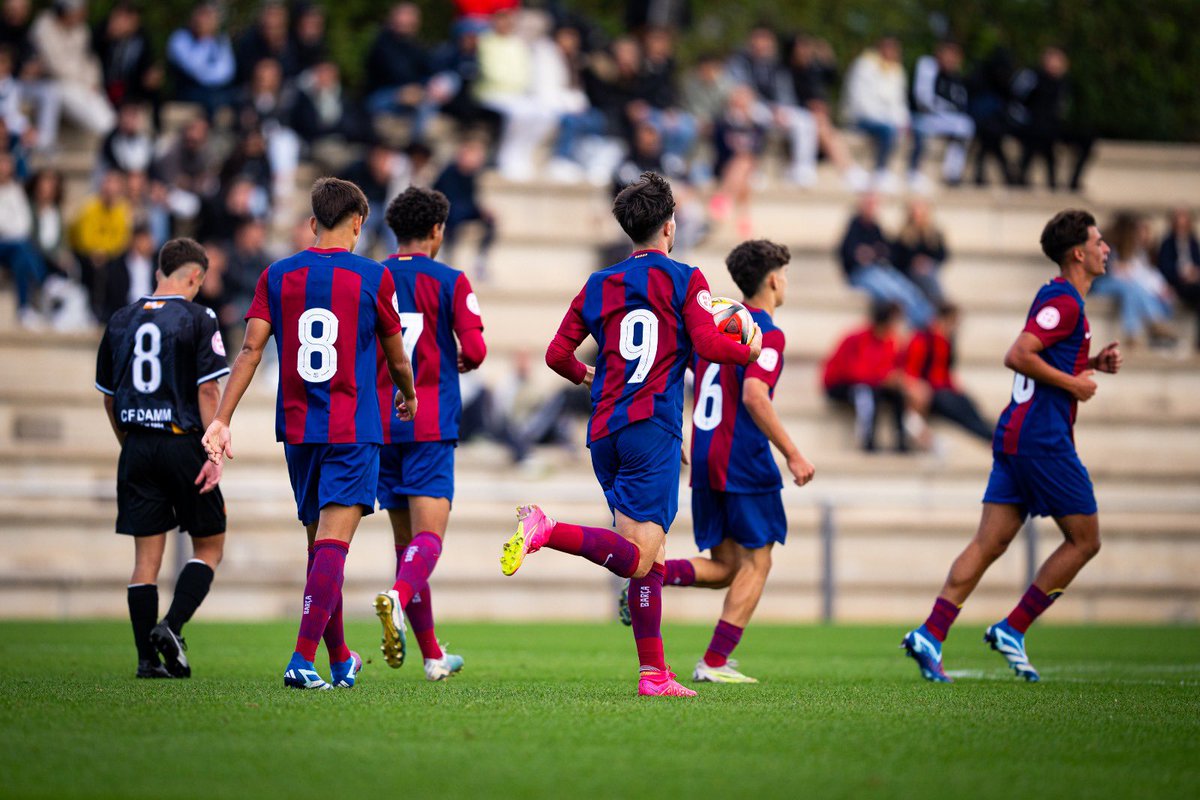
[477,178,1193,255]
[2,500,1197,623]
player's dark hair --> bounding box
[726,239,791,297]
[870,300,902,327]
[612,171,676,245]
[1040,209,1096,265]
[310,176,369,231]
[936,301,960,318]
[386,186,450,244]
[159,237,208,276]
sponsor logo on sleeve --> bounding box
[466,292,481,316]
[697,290,713,311]
[212,331,226,356]
[757,347,780,372]
[1035,306,1061,330]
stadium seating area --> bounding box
[0,109,1197,627]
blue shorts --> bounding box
[284,443,380,526]
[589,420,682,532]
[982,451,1097,519]
[691,487,787,551]
[377,441,456,509]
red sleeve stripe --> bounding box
[280,268,309,443]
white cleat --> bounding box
[692,659,759,684]
[423,646,465,681]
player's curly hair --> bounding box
[159,237,208,276]
[726,239,791,297]
[311,177,370,230]
[386,186,450,244]
[1040,209,1096,265]
[612,171,676,245]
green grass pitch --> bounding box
[1,621,1197,799]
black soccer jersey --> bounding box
[95,295,231,433]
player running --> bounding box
[372,187,486,681]
[96,238,230,679]
[202,178,417,690]
[619,240,815,684]
[499,172,763,697]
[902,209,1122,683]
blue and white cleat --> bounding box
[984,620,1040,682]
[618,579,631,627]
[423,645,464,681]
[901,625,953,683]
[330,651,363,688]
[284,652,332,690]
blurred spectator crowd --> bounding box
[0,0,1194,376]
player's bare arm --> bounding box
[379,331,418,422]
[743,376,815,486]
[1088,341,1122,374]
[194,379,223,493]
[102,394,126,447]
[1004,331,1097,402]
[203,317,272,463]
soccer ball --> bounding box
[709,297,755,344]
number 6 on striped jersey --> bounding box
[692,362,722,431]
[619,309,659,384]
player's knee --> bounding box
[711,562,737,588]
[632,551,658,580]
[1078,535,1101,561]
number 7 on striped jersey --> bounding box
[392,294,424,363]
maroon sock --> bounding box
[309,546,349,663]
[924,597,961,642]
[664,559,696,587]
[702,620,743,667]
[295,539,348,662]
[406,586,443,660]
[546,521,640,579]
[1006,585,1060,634]
[629,563,667,671]
[392,532,442,607]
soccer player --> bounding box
[499,172,763,697]
[95,238,230,679]
[202,178,417,690]
[372,186,486,681]
[623,239,815,684]
[902,209,1122,682]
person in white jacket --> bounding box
[0,151,44,325]
[842,37,909,190]
[29,0,115,136]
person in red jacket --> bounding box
[903,302,993,442]
[822,300,910,452]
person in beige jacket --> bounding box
[30,0,115,136]
[842,36,910,190]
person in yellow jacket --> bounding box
[70,169,131,316]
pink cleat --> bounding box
[500,504,556,576]
[637,668,698,698]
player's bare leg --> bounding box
[694,544,773,684]
[287,504,362,690]
[903,502,1025,682]
[985,513,1101,682]
[150,533,225,679]
[129,533,169,677]
[377,499,460,677]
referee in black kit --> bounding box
[95,238,231,679]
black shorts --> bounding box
[116,430,227,537]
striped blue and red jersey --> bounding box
[546,249,753,444]
[994,277,1091,455]
[376,253,485,443]
[691,307,786,492]
[246,246,402,444]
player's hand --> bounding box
[680,444,690,465]
[194,458,222,494]
[457,351,472,373]
[395,393,418,422]
[582,365,595,389]
[1070,370,1098,402]
[202,420,232,463]
[788,452,815,487]
[746,324,763,362]
[1094,341,1122,374]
